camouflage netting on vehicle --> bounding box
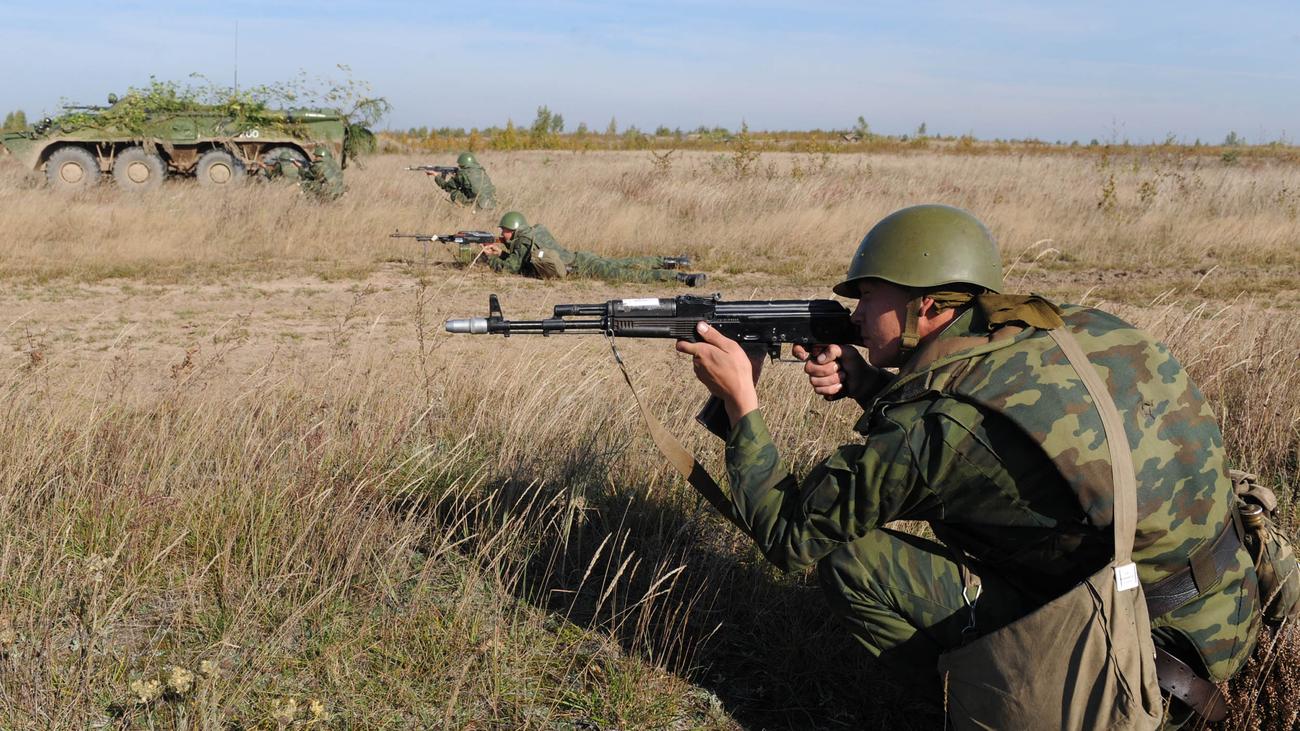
[48,73,389,152]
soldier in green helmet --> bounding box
[300,145,345,202]
[675,204,1264,727]
[484,211,706,285]
[258,149,303,183]
[433,151,497,210]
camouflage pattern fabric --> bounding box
[816,527,1036,689]
[491,224,677,283]
[300,154,345,202]
[259,158,300,183]
[720,302,1259,689]
[572,252,678,284]
[273,152,302,183]
[436,164,496,210]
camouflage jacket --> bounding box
[437,165,496,206]
[301,156,345,200]
[722,304,1259,680]
[492,224,573,275]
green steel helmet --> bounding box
[499,211,527,231]
[832,204,1004,298]
[312,145,330,160]
[457,151,478,167]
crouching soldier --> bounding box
[675,204,1284,729]
[300,146,346,202]
[435,152,496,211]
[258,149,304,183]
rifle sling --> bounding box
[608,346,741,525]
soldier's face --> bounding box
[850,280,911,367]
[499,228,515,242]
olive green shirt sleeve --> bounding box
[722,402,974,572]
[490,235,529,274]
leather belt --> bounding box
[1144,515,1243,619]
[1143,515,1244,723]
[1154,647,1228,722]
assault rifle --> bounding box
[391,230,499,263]
[445,293,860,360]
[447,293,863,443]
[406,165,458,175]
[390,230,498,246]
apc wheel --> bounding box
[113,147,166,191]
[46,147,101,191]
[196,150,246,188]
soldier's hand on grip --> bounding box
[676,322,761,424]
[792,344,872,402]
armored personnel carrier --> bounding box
[0,92,371,191]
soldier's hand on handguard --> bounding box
[676,322,762,425]
[482,243,503,257]
[792,344,879,403]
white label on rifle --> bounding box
[1114,562,1140,592]
[622,298,661,308]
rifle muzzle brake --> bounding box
[445,318,490,334]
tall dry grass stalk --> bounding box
[0,146,1297,727]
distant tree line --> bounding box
[377,106,1299,159]
[2,110,28,132]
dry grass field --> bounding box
[1,146,1298,729]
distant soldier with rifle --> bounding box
[670,204,1290,728]
[257,149,304,183]
[300,146,345,202]
[410,151,496,211]
[490,211,705,286]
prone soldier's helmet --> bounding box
[833,204,1004,298]
[312,145,329,160]
[457,152,478,167]
[498,211,527,231]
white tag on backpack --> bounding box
[1115,562,1140,592]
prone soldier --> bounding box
[485,211,707,286]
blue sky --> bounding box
[3,1,1298,142]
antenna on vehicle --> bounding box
[234,21,240,94]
